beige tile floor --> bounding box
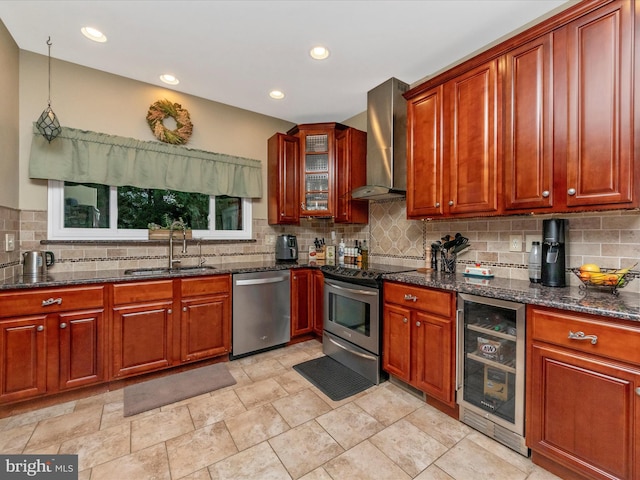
[0,340,562,480]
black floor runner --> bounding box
[293,356,374,401]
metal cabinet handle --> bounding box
[636,387,640,397]
[42,297,62,307]
[568,330,598,345]
[183,307,187,312]
[60,322,67,329]
[168,309,172,314]
[435,202,440,208]
[404,294,418,302]
[568,188,576,196]
[403,317,408,323]
[542,190,550,198]
[448,200,454,206]
[416,321,421,327]
[37,325,44,332]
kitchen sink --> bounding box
[124,266,216,276]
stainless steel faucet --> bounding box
[168,219,187,269]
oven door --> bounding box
[323,278,380,354]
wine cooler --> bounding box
[457,293,528,456]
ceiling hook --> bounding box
[46,36,52,46]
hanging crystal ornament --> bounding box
[36,37,62,142]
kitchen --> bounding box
[1,0,640,479]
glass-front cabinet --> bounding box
[297,124,336,217]
[267,122,368,224]
[303,133,331,214]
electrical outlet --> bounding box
[525,234,542,253]
[509,235,523,252]
[5,233,15,252]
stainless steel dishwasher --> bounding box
[232,270,291,358]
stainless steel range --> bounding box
[320,264,414,384]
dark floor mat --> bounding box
[293,356,374,401]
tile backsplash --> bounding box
[4,200,640,293]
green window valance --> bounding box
[29,125,263,198]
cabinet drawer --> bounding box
[384,282,453,317]
[0,285,105,318]
[112,280,174,305]
[529,306,640,366]
[181,275,231,297]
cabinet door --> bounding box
[57,309,104,390]
[268,133,300,225]
[444,60,500,215]
[560,0,635,208]
[413,311,455,406]
[382,303,411,382]
[111,301,174,378]
[291,269,313,337]
[0,315,47,403]
[504,34,554,211]
[528,342,639,480]
[406,85,444,218]
[312,270,324,336]
[334,128,368,224]
[299,127,335,218]
[180,293,230,362]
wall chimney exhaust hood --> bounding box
[351,77,409,200]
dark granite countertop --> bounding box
[383,270,640,322]
[0,261,304,291]
[2,262,638,322]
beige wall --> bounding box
[0,20,19,209]
[17,51,295,216]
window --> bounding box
[48,180,252,240]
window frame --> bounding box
[48,180,252,240]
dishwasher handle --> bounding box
[235,276,288,286]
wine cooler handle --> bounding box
[456,308,463,391]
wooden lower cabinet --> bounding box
[0,285,105,404]
[0,315,47,403]
[527,306,640,480]
[291,268,324,338]
[55,309,105,390]
[383,282,456,406]
[180,276,231,362]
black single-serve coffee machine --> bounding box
[541,219,567,287]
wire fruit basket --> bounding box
[571,266,639,296]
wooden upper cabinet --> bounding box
[298,124,336,218]
[558,0,636,209]
[269,123,368,224]
[444,59,500,216]
[268,133,300,225]
[334,128,368,224]
[406,59,500,219]
[503,34,554,211]
[407,85,444,218]
[405,0,637,219]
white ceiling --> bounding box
[1,0,573,125]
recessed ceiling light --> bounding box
[269,90,285,100]
[81,26,107,43]
[160,74,180,85]
[310,46,329,60]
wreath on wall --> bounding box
[146,99,193,145]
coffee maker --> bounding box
[541,219,567,287]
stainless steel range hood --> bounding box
[351,77,409,200]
